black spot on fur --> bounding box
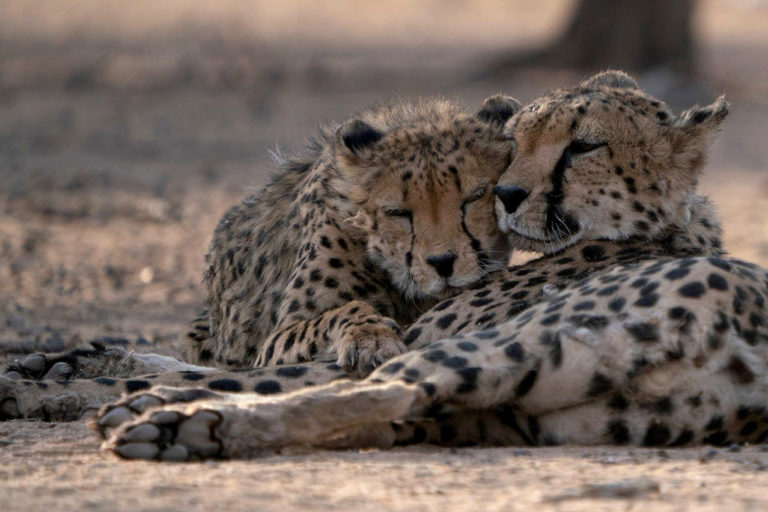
[726,356,756,384]
[442,357,468,369]
[419,382,436,397]
[608,297,626,312]
[670,429,694,447]
[515,362,540,397]
[625,322,659,342]
[706,415,724,431]
[455,367,481,393]
[276,366,309,378]
[95,377,117,386]
[653,397,674,414]
[634,293,659,307]
[587,373,613,397]
[608,394,629,411]
[707,273,729,291]
[608,419,631,445]
[573,301,596,311]
[404,327,422,345]
[125,380,151,393]
[505,342,525,362]
[381,362,405,374]
[208,379,244,392]
[181,372,206,381]
[539,331,562,367]
[679,282,707,298]
[540,314,560,326]
[422,350,448,363]
[436,314,457,329]
[664,267,689,280]
[254,380,283,394]
[642,423,671,446]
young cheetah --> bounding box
[89,71,768,460]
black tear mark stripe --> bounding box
[448,165,462,192]
[460,201,485,262]
[401,210,414,271]
[544,148,570,237]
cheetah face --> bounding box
[494,70,729,254]
[335,96,521,299]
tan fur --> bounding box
[188,97,518,375]
[497,71,728,253]
[87,72,768,459]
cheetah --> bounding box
[185,96,521,376]
[89,71,768,460]
[0,72,731,427]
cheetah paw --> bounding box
[93,386,224,440]
[105,408,223,461]
[4,343,128,381]
[335,322,406,377]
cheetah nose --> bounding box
[494,185,529,213]
[426,252,458,278]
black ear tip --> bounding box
[477,95,522,125]
[338,119,383,154]
[681,96,730,127]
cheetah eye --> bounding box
[464,184,489,204]
[566,140,607,156]
[382,207,412,218]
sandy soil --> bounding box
[2,1,768,510]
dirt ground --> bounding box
[3,1,768,510]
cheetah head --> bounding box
[494,70,729,254]
[334,96,520,299]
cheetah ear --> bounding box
[675,95,729,131]
[669,96,729,177]
[579,70,639,90]
[477,94,522,126]
[335,119,384,163]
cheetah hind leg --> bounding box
[5,343,211,381]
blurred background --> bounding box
[2,0,768,353]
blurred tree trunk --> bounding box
[489,0,696,74]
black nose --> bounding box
[494,185,529,213]
[426,252,458,278]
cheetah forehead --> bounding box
[509,87,674,145]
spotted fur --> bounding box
[187,97,519,375]
[1,73,736,435]
[86,72,768,459]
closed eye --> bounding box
[382,207,412,218]
[567,140,607,156]
[464,184,489,204]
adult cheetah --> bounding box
[82,72,765,458]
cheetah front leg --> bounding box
[257,300,407,377]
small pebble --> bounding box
[727,443,741,453]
